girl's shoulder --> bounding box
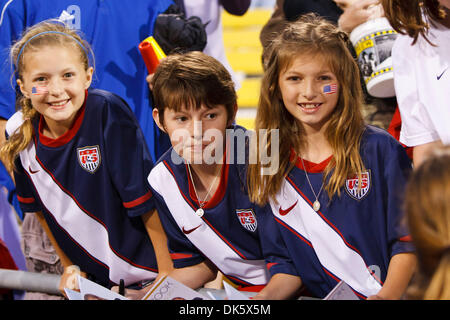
[149,147,181,180]
[87,89,132,112]
[362,125,400,147]
[153,146,176,168]
[392,32,416,55]
[361,125,411,162]
[147,147,186,198]
[86,88,137,123]
[393,21,450,59]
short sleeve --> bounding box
[102,94,154,217]
[256,204,298,277]
[392,36,440,146]
[383,140,415,257]
[13,157,41,213]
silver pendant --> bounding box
[313,200,320,212]
[196,208,204,217]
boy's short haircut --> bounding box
[151,51,237,125]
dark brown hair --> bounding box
[151,51,237,126]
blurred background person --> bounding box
[404,146,450,299]
[383,0,450,167]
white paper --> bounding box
[141,275,209,300]
[222,281,250,300]
[205,291,220,300]
[323,281,359,300]
[64,288,83,300]
[77,275,128,300]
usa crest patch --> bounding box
[236,209,257,232]
[345,170,371,200]
[77,145,101,173]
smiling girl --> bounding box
[0,21,172,291]
[247,14,417,299]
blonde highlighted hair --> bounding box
[247,13,365,206]
[0,20,92,172]
[405,146,450,300]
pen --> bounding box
[119,279,125,296]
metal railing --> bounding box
[0,269,257,299]
[0,268,62,296]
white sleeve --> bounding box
[5,111,25,137]
[392,36,440,147]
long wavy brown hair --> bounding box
[405,146,450,300]
[382,0,446,45]
[0,20,92,172]
[247,13,365,206]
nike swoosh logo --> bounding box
[29,166,40,174]
[182,224,201,234]
[437,68,448,80]
[279,200,298,216]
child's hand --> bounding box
[59,265,86,297]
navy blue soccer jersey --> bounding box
[8,89,158,287]
[270,125,415,299]
[148,125,297,288]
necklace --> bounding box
[300,156,324,212]
[187,164,221,217]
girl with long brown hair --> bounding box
[247,13,416,299]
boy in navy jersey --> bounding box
[143,51,301,300]
[0,21,172,291]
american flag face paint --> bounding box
[32,86,49,95]
[323,84,337,94]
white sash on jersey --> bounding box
[12,120,157,286]
[271,178,381,297]
[149,162,269,286]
